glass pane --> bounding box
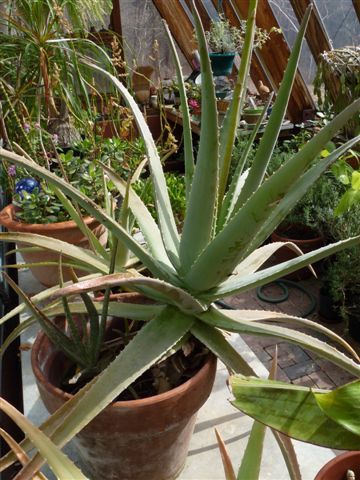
[119,0,191,82]
[315,0,359,48]
[269,0,317,92]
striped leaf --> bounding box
[231,376,360,450]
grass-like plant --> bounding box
[0,0,360,477]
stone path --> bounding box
[226,277,357,389]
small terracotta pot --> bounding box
[271,224,324,280]
[315,451,360,479]
[0,204,107,287]
[31,302,217,480]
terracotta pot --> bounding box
[132,66,154,106]
[315,451,360,479]
[242,108,264,125]
[0,204,107,287]
[31,306,217,480]
[271,224,324,280]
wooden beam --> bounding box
[211,0,273,97]
[232,0,315,122]
[152,0,195,67]
[110,0,122,36]
[352,0,360,22]
[184,0,212,32]
[290,0,332,61]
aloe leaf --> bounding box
[237,351,280,480]
[271,430,301,480]
[0,149,178,283]
[235,6,312,209]
[78,291,99,366]
[114,179,131,269]
[212,308,358,360]
[185,128,360,291]
[230,241,306,277]
[200,307,360,376]
[0,273,102,328]
[58,257,87,361]
[315,381,360,436]
[0,398,88,480]
[4,273,87,368]
[47,272,206,315]
[191,321,255,375]
[0,428,47,480]
[237,408,266,480]
[240,134,360,260]
[16,307,194,477]
[42,301,164,322]
[84,64,180,261]
[204,236,360,300]
[178,0,219,273]
[113,157,147,268]
[162,20,194,201]
[0,381,97,474]
[230,376,360,450]
[0,232,108,273]
[218,170,249,233]
[101,163,173,269]
[218,0,258,205]
[2,260,96,273]
[0,317,36,357]
[218,94,273,232]
[215,428,236,480]
[53,187,109,261]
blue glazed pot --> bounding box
[209,52,236,76]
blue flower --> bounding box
[15,178,40,195]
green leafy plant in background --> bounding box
[332,156,360,215]
[0,0,115,145]
[0,1,360,478]
[314,47,360,138]
[205,14,277,53]
[133,172,186,228]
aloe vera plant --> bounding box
[1,0,360,477]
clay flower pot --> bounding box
[0,204,107,287]
[315,451,360,479]
[271,224,324,280]
[31,313,217,480]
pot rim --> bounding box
[31,327,217,410]
[315,451,360,479]
[0,204,96,232]
[271,225,323,244]
[209,51,236,57]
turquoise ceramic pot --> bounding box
[209,52,236,76]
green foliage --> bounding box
[205,14,276,53]
[12,150,104,223]
[0,0,115,132]
[13,186,68,224]
[332,155,360,215]
[1,2,360,476]
[12,137,148,224]
[314,47,360,138]
[134,173,186,228]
